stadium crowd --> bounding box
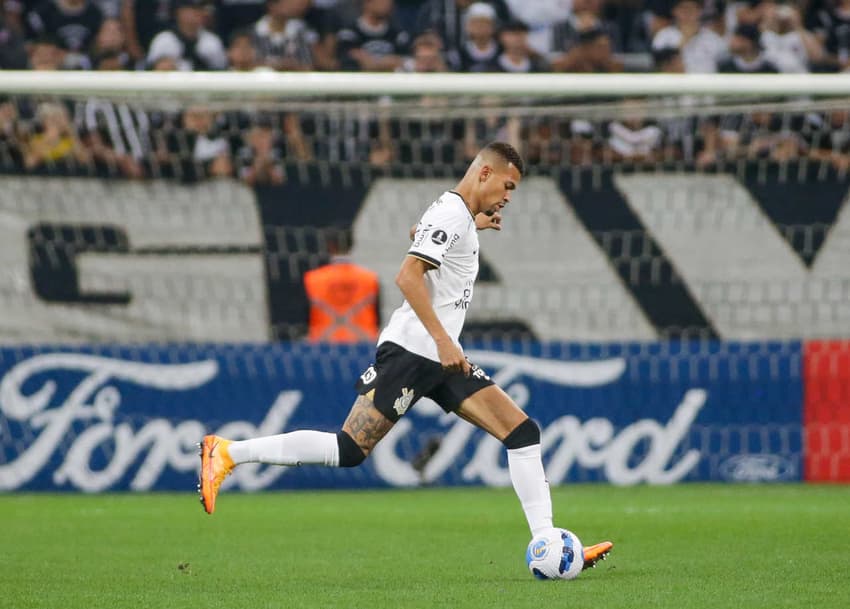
[1,0,850,181]
[5,0,850,74]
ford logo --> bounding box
[719,454,797,482]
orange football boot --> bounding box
[198,435,234,514]
[583,541,614,570]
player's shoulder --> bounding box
[441,190,467,208]
[422,191,472,222]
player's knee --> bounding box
[336,430,367,467]
[502,418,540,449]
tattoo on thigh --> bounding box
[343,395,394,454]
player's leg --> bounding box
[199,394,393,513]
[224,394,390,467]
[340,394,395,457]
[455,385,613,569]
[200,342,438,514]
[454,385,553,535]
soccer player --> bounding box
[199,141,613,570]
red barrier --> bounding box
[804,340,850,481]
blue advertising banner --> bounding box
[0,341,803,492]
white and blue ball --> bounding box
[525,528,584,580]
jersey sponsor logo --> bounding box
[359,365,377,385]
[454,281,473,310]
[446,232,461,250]
[412,223,431,248]
[393,387,415,416]
[431,230,448,245]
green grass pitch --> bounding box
[1,484,847,609]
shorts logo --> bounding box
[471,365,490,381]
[393,387,415,416]
[360,365,377,385]
[431,230,448,245]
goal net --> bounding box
[0,72,847,489]
[2,72,849,344]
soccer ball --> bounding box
[525,528,584,580]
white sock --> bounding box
[227,431,339,467]
[507,444,554,536]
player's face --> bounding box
[480,163,521,214]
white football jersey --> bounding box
[378,191,479,362]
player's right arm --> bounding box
[402,196,473,375]
[395,255,470,375]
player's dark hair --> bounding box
[484,141,525,177]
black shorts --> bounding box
[355,341,495,422]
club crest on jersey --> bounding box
[360,365,377,385]
[393,387,415,416]
[431,230,448,245]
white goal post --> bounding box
[2,70,850,98]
